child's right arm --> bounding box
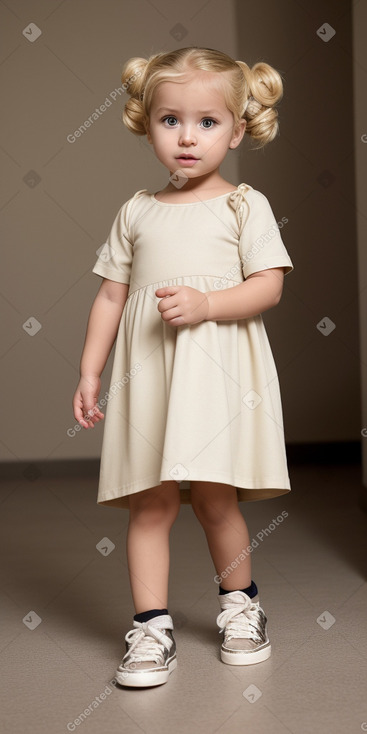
[72,279,129,429]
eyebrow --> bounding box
[155,108,222,115]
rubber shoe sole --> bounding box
[221,642,271,665]
[115,654,177,687]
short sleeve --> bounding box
[92,198,134,284]
[239,190,294,279]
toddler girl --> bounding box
[72,46,294,688]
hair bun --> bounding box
[249,61,283,107]
[120,57,149,136]
[242,62,283,148]
[121,57,148,99]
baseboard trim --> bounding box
[286,440,361,465]
[0,442,361,481]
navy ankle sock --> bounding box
[134,608,168,623]
[219,580,258,598]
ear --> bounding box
[146,122,152,144]
[229,119,246,150]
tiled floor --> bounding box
[1,461,366,734]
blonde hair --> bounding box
[120,46,284,149]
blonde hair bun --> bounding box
[120,57,149,135]
[239,61,283,147]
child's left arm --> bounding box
[155,267,285,326]
[204,267,284,321]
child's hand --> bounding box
[155,286,209,326]
[72,375,105,429]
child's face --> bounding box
[146,72,246,180]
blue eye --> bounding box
[201,119,216,128]
[162,116,178,126]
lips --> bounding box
[176,155,198,160]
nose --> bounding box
[178,123,197,146]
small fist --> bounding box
[155,285,209,326]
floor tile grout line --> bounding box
[262,628,319,685]
[263,702,296,733]
[211,703,243,733]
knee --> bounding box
[191,498,230,528]
[129,484,180,527]
[191,483,238,528]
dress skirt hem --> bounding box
[97,475,291,510]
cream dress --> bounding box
[92,183,294,509]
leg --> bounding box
[190,481,251,590]
[126,480,181,613]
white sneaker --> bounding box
[216,590,271,665]
[115,614,177,687]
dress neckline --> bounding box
[151,184,249,206]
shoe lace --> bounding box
[124,622,172,665]
[217,597,266,643]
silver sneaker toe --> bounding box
[115,614,177,687]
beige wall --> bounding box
[0,0,361,464]
[237,1,360,446]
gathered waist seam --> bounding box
[126,274,244,300]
